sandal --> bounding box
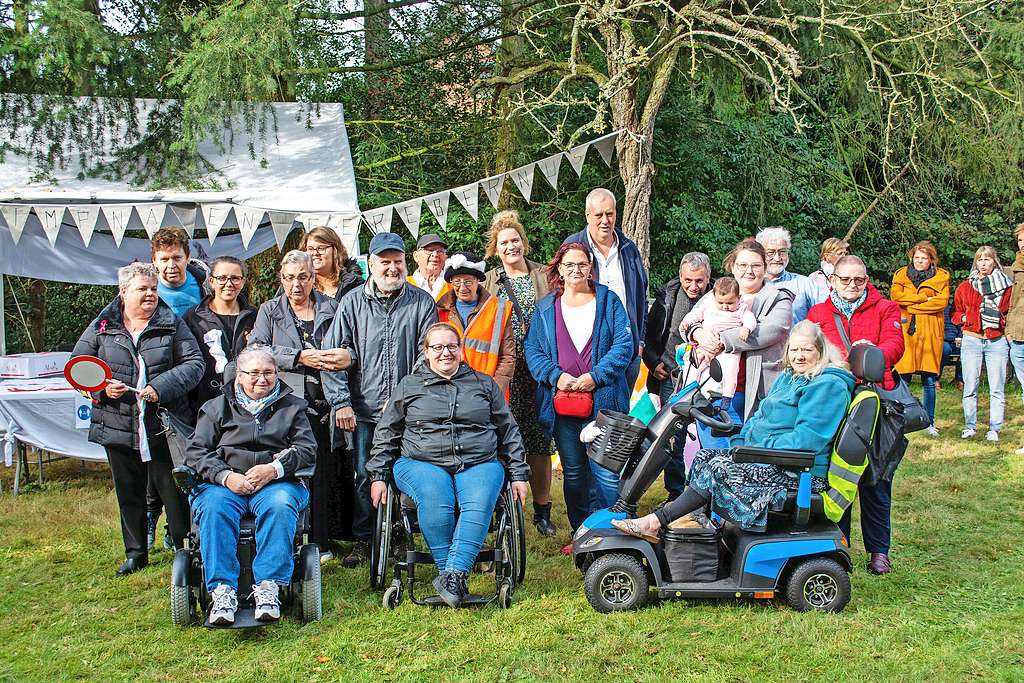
[611,518,661,544]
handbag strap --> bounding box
[832,312,853,352]
[497,267,527,330]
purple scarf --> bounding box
[554,296,593,376]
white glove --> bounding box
[580,421,602,444]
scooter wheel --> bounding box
[784,557,851,613]
[584,554,650,613]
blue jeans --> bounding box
[393,458,505,574]
[1009,340,1024,404]
[695,392,745,449]
[554,415,621,531]
[191,481,309,592]
[352,421,377,541]
[960,335,1008,432]
[919,373,937,424]
[659,379,687,499]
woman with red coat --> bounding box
[806,255,905,576]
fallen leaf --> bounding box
[317,656,331,663]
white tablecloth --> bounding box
[0,377,107,464]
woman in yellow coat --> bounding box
[890,240,950,435]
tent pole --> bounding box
[0,274,6,355]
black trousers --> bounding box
[106,443,189,560]
[839,476,893,555]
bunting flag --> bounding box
[201,204,233,244]
[481,174,505,209]
[361,205,394,234]
[169,204,197,237]
[0,204,32,244]
[565,142,589,176]
[451,184,479,221]
[235,207,266,249]
[267,210,297,250]
[135,203,167,238]
[424,190,451,229]
[101,205,134,247]
[537,153,562,190]
[67,205,101,247]
[35,206,66,246]
[298,213,330,230]
[336,213,363,255]
[508,163,536,202]
[393,199,423,239]
[593,132,618,167]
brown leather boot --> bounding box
[867,552,892,575]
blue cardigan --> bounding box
[524,284,635,437]
[563,227,649,354]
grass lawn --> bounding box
[1,385,1023,682]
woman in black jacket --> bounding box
[186,345,317,625]
[183,256,257,411]
[300,226,364,301]
[367,323,530,607]
[72,262,204,576]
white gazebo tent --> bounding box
[0,99,361,353]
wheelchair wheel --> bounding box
[784,557,851,613]
[171,584,196,626]
[301,559,323,622]
[497,580,513,609]
[382,581,402,609]
[499,492,526,585]
[584,553,650,613]
[370,489,395,590]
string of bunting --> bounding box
[0,129,622,250]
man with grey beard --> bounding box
[323,232,438,567]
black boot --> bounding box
[533,502,557,537]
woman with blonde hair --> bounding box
[891,240,949,435]
[483,210,556,536]
[300,226,364,301]
[808,237,849,294]
[952,245,1013,442]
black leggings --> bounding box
[654,487,710,527]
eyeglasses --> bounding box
[834,275,868,286]
[210,275,244,285]
[450,278,477,289]
[765,249,790,258]
[426,343,461,354]
[238,369,277,380]
[560,261,591,272]
[305,245,333,255]
[733,262,765,272]
[281,273,312,283]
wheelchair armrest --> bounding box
[172,465,199,492]
[730,446,815,469]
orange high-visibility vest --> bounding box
[439,296,513,401]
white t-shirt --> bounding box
[588,233,627,310]
[560,298,597,354]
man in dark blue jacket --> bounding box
[563,188,649,387]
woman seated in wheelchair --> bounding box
[614,320,854,540]
[185,344,317,625]
[367,322,530,607]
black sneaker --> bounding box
[533,502,557,537]
[146,511,160,550]
[432,571,467,608]
[342,541,370,568]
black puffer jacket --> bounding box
[183,296,258,410]
[72,298,205,451]
[366,363,530,482]
[186,383,317,484]
[336,258,364,300]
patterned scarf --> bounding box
[830,288,867,320]
[969,268,1012,330]
[234,380,281,416]
[907,264,935,288]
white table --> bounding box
[0,377,107,494]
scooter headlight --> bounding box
[573,525,589,540]
[578,536,603,549]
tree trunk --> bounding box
[364,0,392,119]
[27,280,46,352]
[492,0,524,178]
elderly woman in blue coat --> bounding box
[614,320,855,539]
[525,242,634,545]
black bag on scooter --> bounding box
[663,525,721,582]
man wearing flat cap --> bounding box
[323,232,438,567]
[407,233,450,301]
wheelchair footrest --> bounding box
[203,608,270,630]
[420,594,494,608]
[402,550,435,565]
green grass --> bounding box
[1,386,1023,682]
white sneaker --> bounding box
[986,430,999,442]
[209,584,237,625]
[1015,446,1024,455]
[961,428,976,439]
[253,580,280,621]
[925,425,940,437]
[319,550,334,565]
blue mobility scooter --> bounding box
[572,346,884,613]
[158,408,323,628]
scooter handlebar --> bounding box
[690,405,735,434]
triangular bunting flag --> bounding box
[235,207,266,249]
[34,205,66,246]
[298,213,330,231]
[169,204,197,237]
[67,205,101,247]
[135,203,167,238]
[451,184,479,221]
[537,153,562,190]
[566,142,589,175]
[102,205,134,247]
[361,205,394,234]
[508,163,536,203]
[424,191,451,230]
[201,204,233,244]
[336,214,362,255]
[593,132,618,167]
[481,174,505,210]
[0,204,32,244]
[393,199,423,239]
[267,211,297,250]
